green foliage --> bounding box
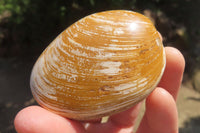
[0,0,30,23]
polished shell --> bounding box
[30,10,166,120]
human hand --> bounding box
[14,47,185,133]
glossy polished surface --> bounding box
[30,10,166,120]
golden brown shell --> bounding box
[30,10,166,120]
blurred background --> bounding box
[0,0,200,132]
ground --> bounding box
[0,56,200,133]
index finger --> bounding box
[158,47,185,100]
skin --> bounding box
[14,46,185,133]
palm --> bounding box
[14,47,185,133]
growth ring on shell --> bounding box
[30,10,166,120]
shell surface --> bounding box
[30,10,166,120]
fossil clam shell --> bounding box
[30,10,166,120]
